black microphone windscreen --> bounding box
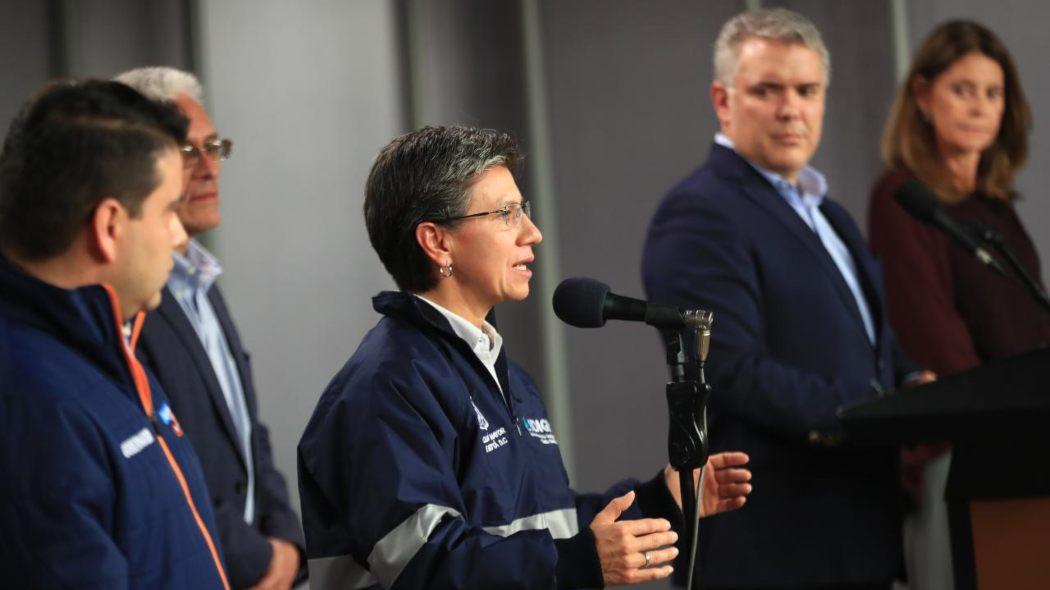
[552,277,610,328]
[893,178,940,224]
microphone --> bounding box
[893,179,1007,276]
[554,277,714,588]
[552,277,712,330]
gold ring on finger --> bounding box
[643,551,651,567]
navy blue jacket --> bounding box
[298,292,679,589]
[0,258,228,589]
[642,145,917,587]
[138,285,306,588]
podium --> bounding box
[839,347,1050,590]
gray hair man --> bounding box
[116,67,306,590]
[643,8,931,589]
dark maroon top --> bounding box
[868,170,1050,376]
[869,170,1050,503]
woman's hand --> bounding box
[663,452,751,517]
[590,491,677,586]
[904,370,937,388]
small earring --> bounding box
[439,262,454,278]
[920,109,931,123]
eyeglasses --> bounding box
[180,138,233,169]
[436,201,532,228]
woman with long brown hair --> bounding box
[869,20,1050,589]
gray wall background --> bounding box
[197,0,404,525]
[3,2,1049,588]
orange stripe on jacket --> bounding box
[103,284,231,590]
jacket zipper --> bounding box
[103,285,231,590]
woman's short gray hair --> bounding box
[364,126,521,293]
[713,8,830,85]
[114,66,204,103]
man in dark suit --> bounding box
[117,67,305,590]
[642,8,932,590]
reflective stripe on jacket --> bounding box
[299,291,677,589]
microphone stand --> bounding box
[970,221,1050,314]
[661,310,713,590]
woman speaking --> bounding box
[298,126,751,589]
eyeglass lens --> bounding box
[502,201,532,226]
[181,138,232,168]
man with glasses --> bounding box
[116,67,305,590]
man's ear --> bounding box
[415,221,453,267]
[711,81,730,129]
[89,197,126,264]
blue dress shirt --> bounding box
[169,240,256,523]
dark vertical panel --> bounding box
[142,0,191,70]
[540,0,744,494]
[64,0,189,77]
[771,0,896,230]
[182,0,201,74]
[414,0,528,133]
[45,0,69,77]
[392,0,416,132]
[0,0,51,127]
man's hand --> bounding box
[663,452,751,517]
[248,538,300,590]
[590,491,677,586]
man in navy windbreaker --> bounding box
[298,125,752,589]
[0,81,230,589]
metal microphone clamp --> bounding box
[662,309,713,471]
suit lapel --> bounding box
[713,146,874,344]
[154,287,250,467]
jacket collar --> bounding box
[713,133,828,200]
[373,290,513,394]
[373,290,502,339]
[373,290,459,338]
[0,255,132,386]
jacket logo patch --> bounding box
[470,399,490,431]
[120,427,155,458]
[157,402,184,437]
[482,427,508,454]
[521,417,558,445]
